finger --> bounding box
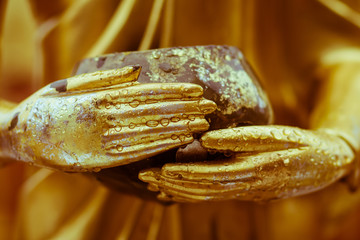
[140,169,258,202]
[103,118,209,146]
[156,185,260,202]
[140,168,252,195]
[158,148,305,182]
[95,82,211,107]
[45,66,141,94]
[102,99,216,125]
[104,133,194,167]
[148,147,352,200]
[201,125,314,152]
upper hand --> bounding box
[7,66,216,171]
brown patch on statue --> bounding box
[8,112,20,130]
[50,79,68,93]
[96,56,107,68]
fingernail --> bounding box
[187,119,209,132]
[198,99,217,114]
[158,192,172,201]
[147,184,160,192]
[162,165,186,178]
[182,84,203,97]
[138,169,160,182]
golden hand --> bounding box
[0,66,216,172]
[139,125,355,202]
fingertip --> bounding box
[65,66,141,92]
[162,164,185,178]
[138,168,160,182]
[158,192,173,202]
[181,83,203,97]
[198,99,217,114]
[147,183,160,192]
[187,119,210,133]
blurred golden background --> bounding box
[1,0,360,239]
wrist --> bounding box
[0,112,18,160]
[318,128,360,191]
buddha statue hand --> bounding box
[139,125,355,202]
[1,66,216,172]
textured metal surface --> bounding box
[76,45,273,130]
[140,126,354,202]
[1,66,216,171]
[75,46,274,200]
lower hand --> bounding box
[139,125,355,202]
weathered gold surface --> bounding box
[74,45,274,199]
[1,0,360,239]
[76,45,273,129]
[140,126,355,202]
[0,66,216,171]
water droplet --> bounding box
[233,146,241,152]
[183,87,190,94]
[171,135,178,140]
[260,134,268,140]
[293,130,302,136]
[236,193,245,197]
[270,130,282,140]
[217,138,224,146]
[105,94,112,101]
[179,134,186,142]
[109,129,117,135]
[115,126,122,132]
[75,105,81,111]
[152,51,161,59]
[208,149,217,155]
[115,103,121,109]
[105,103,111,109]
[121,89,128,95]
[251,132,260,139]
[287,135,297,142]
[160,118,170,126]
[146,120,159,127]
[129,123,136,129]
[283,128,291,135]
[224,151,233,157]
[283,158,290,166]
[188,115,195,121]
[116,145,123,152]
[129,100,140,108]
[171,117,180,122]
